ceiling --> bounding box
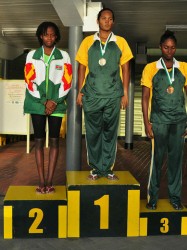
[100,0,187,50]
[0,0,187,59]
[0,0,69,51]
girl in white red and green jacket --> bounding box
[23,21,72,194]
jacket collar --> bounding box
[93,31,117,42]
[156,57,179,69]
[32,47,63,60]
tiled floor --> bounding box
[1,137,187,249]
[0,137,187,205]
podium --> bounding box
[3,171,187,238]
[140,199,187,236]
[4,186,67,239]
[66,171,140,237]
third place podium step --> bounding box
[140,199,187,236]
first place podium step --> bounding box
[4,186,67,239]
[66,171,140,237]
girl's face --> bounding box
[160,38,176,60]
[97,10,114,32]
[40,26,57,48]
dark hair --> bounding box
[36,21,61,46]
[97,8,115,21]
[159,30,177,45]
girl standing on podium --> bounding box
[24,22,72,194]
[76,8,133,180]
[141,30,187,210]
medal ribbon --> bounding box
[42,46,55,67]
[161,58,175,85]
[99,32,112,56]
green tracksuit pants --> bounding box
[148,122,186,204]
[83,97,121,176]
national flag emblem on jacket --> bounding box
[56,65,62,70]
[62,63,72,91]
[24,63,36,91]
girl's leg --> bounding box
[167,122,186,208]
[46,116,62,191]
[46,137,59,189]
[35,138,45,190]
[147,123,169,208]
[31,114,46,192]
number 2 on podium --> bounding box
[29,208,44,234]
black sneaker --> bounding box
[170,201,183,210]
[146,202,157,210]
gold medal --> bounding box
[98,58,106,66]
[167,86,174,94]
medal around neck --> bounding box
[161,58,175,94]
[167,86,174,94]
[98,32,112,67]
[99,58,106,66]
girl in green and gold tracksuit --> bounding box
[141,30,187,210]
[76,8,133,180]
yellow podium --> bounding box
[140,199,187,236]
[66,171,140,237]
[4,186,67,239]
[3,172,187,239]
